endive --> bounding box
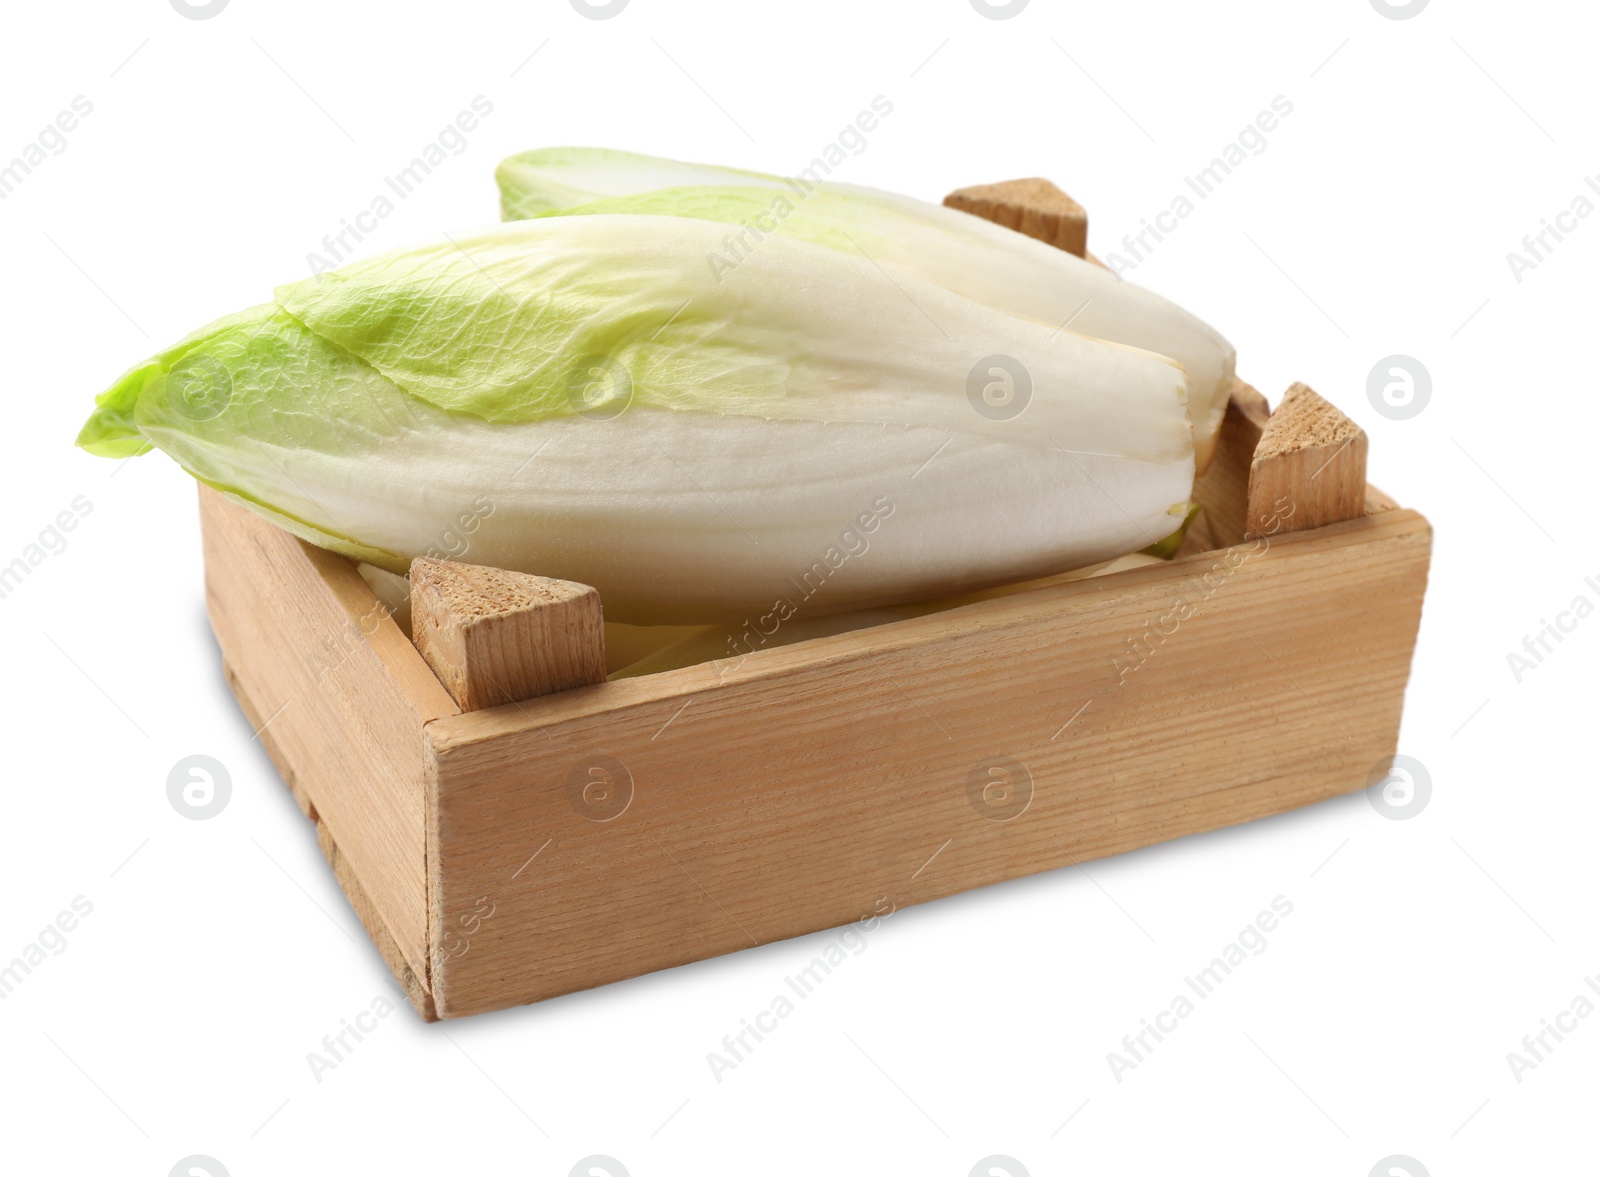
[496,147,1237,470]
[76,215,1194,625]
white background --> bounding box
[2,0,1595,1173]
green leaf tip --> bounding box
[75,362,154,458]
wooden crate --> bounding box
[200,181,1431,1019]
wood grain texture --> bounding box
[944,178,1088,256]
[422,508,1431,1016]
[1365,484,1400,514]
[221,660,434,1018]
[410,558,606,711]
[200,487,457,986]
[315,819,437,1020]
[1178,378,1272,556]
[1247,383,1368,539]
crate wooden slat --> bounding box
[201,493,457,1005]
[198,182,1432,1020]
[1247,381,1369,538]
[423,508,1428,1017]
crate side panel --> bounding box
[200,487,451,982]
[429,511,1430,1017]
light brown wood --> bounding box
[421,508,1431,1016]
[200,487,457,991]
[1178,382,1393,556]
[213,695,434,1028]
[1177,378,1271,556]
[315,815,437,1019]
[1365,484,1400,514]
[410,559,606,711]
[222,658,435,1018]
[1247,383,1368,539]
[944,178,1088,256]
